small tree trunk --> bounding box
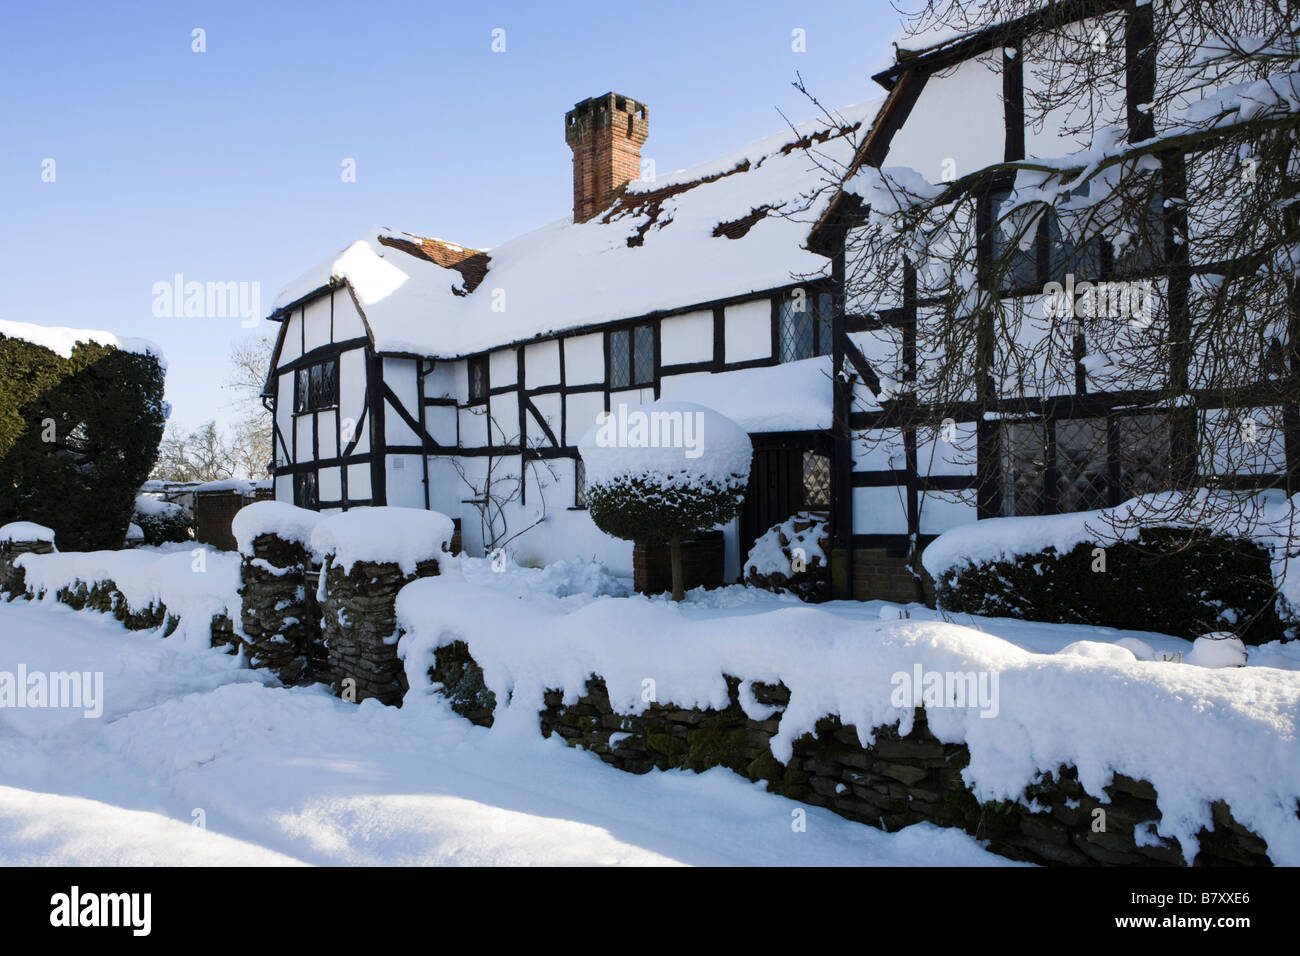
[669,534,685,602]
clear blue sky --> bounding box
[0,0,902,432]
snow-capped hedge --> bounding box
[0,325,167,551]
[310,506,454,575]
[132,495,193,546]
[16,547,241,647]
[922,495,1286,643]
[0,521,55,545]
[395,563,1300,864]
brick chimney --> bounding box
[565,92,648,224]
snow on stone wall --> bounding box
[396,558,1300,864]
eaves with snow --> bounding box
[268,101,879,360]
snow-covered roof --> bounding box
[270,101,879,359]
[0,319,165,368]
[192,478,270,495]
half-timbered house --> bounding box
[809,0,1294,600]
[263,92,874,582]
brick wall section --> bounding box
[851,547,936,605]
[565,92,648,223]
[632,532,724,596]
[425,654,1275,866]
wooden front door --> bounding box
[739,433,832,565]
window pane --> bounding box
[779,299,813,363]
[321,360,338,407]
[816,293,833,355]
[609,329,630,388]
[991,193,1040,291]
[1001,421,1047,516]
[468,357,487,402]
[309,365,324,410]
[1047,213,1103,283]
[575,458,587,508]
[1116,413,1170,498]
[294,471,318,509]
[1055,418,1108,513]
[633,324,654,384]
[295,368,308,413]
[802,451,831,509]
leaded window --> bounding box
[991,192,1042,292]
[293,470,319,510]
[633,324,654,384]
[1055,418,1109,513]
[609,324,653,388]
[999,413,1172,517]
[468,355,489,404]
[1116,413,1171,498]
[1000,421,1048,517]
[778,291,833,363]
[574,457,587,508]
[294,358,338,413]
[802,451,831,509]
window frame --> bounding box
[573,457,587,509]
[996,411,1173,517]
[608,323,655,389]
[293,470,319,510]
[293,357,339,415]
[777,291,834,364]
[467,355,489,405]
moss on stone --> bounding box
[683,725,749,773]
[646,733,685,758]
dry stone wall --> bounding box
[430,650,1275,867]
[0,540,54,599]
[321,557,440,705]
[238,532,320,684]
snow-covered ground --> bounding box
[0,600,1014,866]
[5,550,1298,866]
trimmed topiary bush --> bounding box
[932,527,1282,644]
[0,330,166,551]
[579,402,751,601]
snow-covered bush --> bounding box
[0,328,166,550]
[744,511,830,602]
[578,402,751,601]
[132,494,193,546]
[1186,633,1248,669]
[925,522,1281,644]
